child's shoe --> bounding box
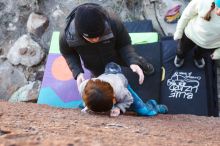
[194,58,205,69]
[131,100,157,116]
[146,99,168,114]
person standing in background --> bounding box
[174,0,220,68]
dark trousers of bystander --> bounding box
[176,33,214,60]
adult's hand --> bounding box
[76,73,85,89]
[130,64,144,85]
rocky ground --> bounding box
[0,101,220,146]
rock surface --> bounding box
[0,60,27,100]
[27,12,49,37]
[0,101,220,146]
[7,34,45,67]
[9,81,41,103]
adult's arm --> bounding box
[114,75,133,113]
[59,31,84,79]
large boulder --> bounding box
[9,81,41,103]
[0,0,39,55]
[7,34,45,67]
[27,12,49,37]
[0,60,27,100]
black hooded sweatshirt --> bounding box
[59,3,140,79]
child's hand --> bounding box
[110,107,120,117]
[81,106,88,113]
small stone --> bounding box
[19,48,28,55]
[29,48,36,56]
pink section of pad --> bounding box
[165,5,181,17]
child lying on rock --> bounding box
[78,62,168,117]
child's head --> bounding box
[82,79,116,112]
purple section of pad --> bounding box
[41,54,91,102]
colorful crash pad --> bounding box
[38,31,158,108]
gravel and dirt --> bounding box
[0,101,220,146]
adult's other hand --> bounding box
[130,64,144,85]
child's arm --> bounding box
[174,0,199,40]
[111,74,133,114]
[114,88,133,114]
[110,107,121,117]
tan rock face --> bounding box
[0,61,27,100]
[19,47,28,55]
[0,48,3,55]
[9,81,40,102]
[27,12,49,37]
[7,34,45,67]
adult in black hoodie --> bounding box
[59,3,154,88]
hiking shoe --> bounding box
[174,55,184,67]
[194,58,205,69]
[138,56,155,75]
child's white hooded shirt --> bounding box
[174,0,220,59]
